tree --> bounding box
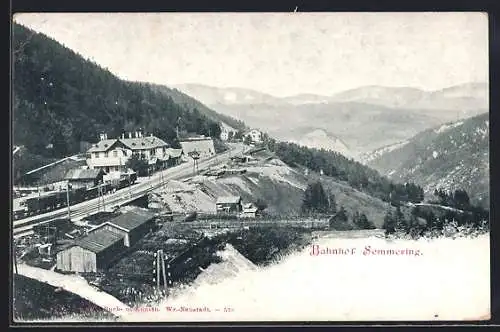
[328,192,337,213]
[243,135,253,145]
[336,206,348,222]
[453,189,470,210]
[383,210,396,234]
[126,154,148,176]
[254,199,268,212]
[359,213,375,229]
[234,130,244,140]
[301,181,330,215]
[329,206,353,230]
[394,206,406,231]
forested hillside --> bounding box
[263,135,425,205]
[148,84,246,132]
[12,24,231,176]
[366,113,489,207]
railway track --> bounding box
[13,144,245,239]
[13,183,163,238]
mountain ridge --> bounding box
[173,82,488,157]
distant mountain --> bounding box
[197,101,454,158]
[330,83,488,112]
[282,93,331,105]
[365,113,489,208]
[175,83,488,159]
[288,129,354,158]
[173,84,287,106]
[331,86,427,108]
[147,84,247,132]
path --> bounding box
[17,264,130,319]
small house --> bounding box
[244,129,263,143]
[241,203,259,218]
[220,123,238,141]
[216,196,242,214]
[64,168,105,189]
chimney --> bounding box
[99,133,106,141]
[128,132,132,139]
[150,133,153,137]
[135,131,138,138]
[104,133,108,140]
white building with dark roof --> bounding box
[86,130,169,173]
[220,122,238,141]
[244,129,263,143]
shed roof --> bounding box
[105,208,156,232]
[65,168,103,181]
[216,196,242,204]
[166,148,183,158]
[74,228,123,253]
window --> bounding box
[123,150,127,157]
[113,151,118,157]
[151,149,155,156]
[104,151,109,158]
[95,152,100,158]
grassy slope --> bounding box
[13,274,116,321]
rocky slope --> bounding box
[151,155,390,227]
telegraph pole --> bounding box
[66,182,71,220]
[13,246,18,274]
[160,250,167,293]
[102,183,106,212]
[153,249,171,294]
[188,151,200,176]
[155,250,160,292]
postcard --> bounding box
[11,12,490,323]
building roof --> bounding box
[105,208,156,232]
[65,168,103,181]
[87,139,119,153]
[220,122,237,132]
[179,135,214,142]
[74,228,124,253]
[120,136,168,150]
[87,136,168,153]
[216,196,242,204]
[245,129,262,135]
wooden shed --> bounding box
[216,196,242,214]
[64,168,105,189]
[90,208,156,247]
[56,228,125,273]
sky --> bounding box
[13,12,489,97]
